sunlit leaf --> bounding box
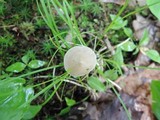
[147,0,160,20]
[87,76,106,92]
[6,62,26,73]
[65,97,76,107]
[21,55,30,64]
[120,41,136,52]
[123,27,133,37]
[0,78,26,105]
[0,78,34,120]
[28,60,46,69]
[110,14,127,30]
[145,49,160,63]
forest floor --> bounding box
[0,0,160,120]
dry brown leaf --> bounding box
[117,64,160,95]
[134,83,155,120]
[64,93,141,120]
[116,64,160,120]
[132,14,151,40]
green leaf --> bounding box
[139,29,149,46]
[113,47,124,66]
[145,49,160,63]
[123,27,133,37]
[0,108,25,120]
[0,78,26,105]
[120,41,136,52]
[6,62,26,73]
[133,47,140,55]
[87,76,106,92]
[0,78,34,120]
[28,60,46,69]
[65,97,76,107]
[147,0,160,20]
[59,107,71,116]
[151,80,160,120]
[21,55,30,64]
[23,105,42,119]
[110,14,128,30]
[0,73,9,79]
[104,69,118,81]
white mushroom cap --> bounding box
[64,46,97,77]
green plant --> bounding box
[36,0,132,119]
[2,0,160,119]
[79,15,90,28]
[151,80,160,120]
[78,0,102,15]
[25,50,36,60]
[37,0,86,50]
[147,0,160,20]
[0,1,6,16]
[91,3,102,16]
[79,0,93,12]
[6,54,46,73]
[0,34,15,48]
[0,78,37,120]
[19,22,35,40]
[59,97,76,116]
[35,17,46,27]
[19,7,31,20]
[42,40,55,55]
[0,63,64,120]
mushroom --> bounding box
[64,45,97,77]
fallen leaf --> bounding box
[117,64,160,95]
[116,64,160,120]
[63,93,142,120]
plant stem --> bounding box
[2,64,63,81]
[112,87,132,120]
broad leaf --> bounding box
[23,105,42,119]
[151,80,160,120]
[123,27,133,37]
[22,55,30,64]
[0,78,26,105]
[120,41,136,52]
[65,97,76,107]
[0,78,34,120]
[6,62,26,73]
[87,76,106,92]
[139,29,149,46]
[59,107,71,116]
[145,49,160,63]
[113,47,124,66]
[28,60,46,69]
[104,69,118,81]
[110,14,127,30]
[147,0,160,20]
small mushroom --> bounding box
[64,45,97,77]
